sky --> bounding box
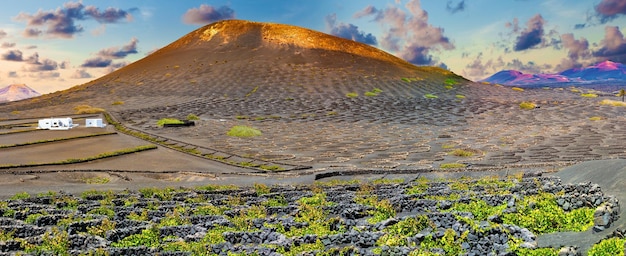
[1,0,626,94]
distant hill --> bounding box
[0,84,41,103]
[481,61,626,87]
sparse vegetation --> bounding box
[424,93,438,99]
[589,116,604,121]
[227,125,262,138]
[455,94,466,99]
[111,101,124,105]
[580,93,598,98]
[439,163,467,169]
[512,87,525,92]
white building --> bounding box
[37,117,78,130]
[85,118,106,128]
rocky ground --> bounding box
[0,173,619,255]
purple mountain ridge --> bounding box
[0,84,41,103]
[481,60,626,86]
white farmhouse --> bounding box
[85,118,106,128]
[37,117,78,130]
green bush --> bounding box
[519,101,536,110]
[346,92,358,98]
[227,125,262,138]
[424,94,438,99]
[186,114,200,120]
[157,118,184,127]
[588,237,625,256]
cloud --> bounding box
[182,4,235,25]
[595,0,626,24]
[70,69,92,79]
[22,53,59,72]
[97,37,138,59]
[83,6,134,23]
[514,14,546,51]
[0,30,6,39]
[560,33,591,61]
[325,14,377,46]
[59,61,69,69]
[593,26,626,62]
[81,57,112,67]
[1,42,15,48]
[353,5,378,19]
[463,53,504,80]
[505,58,552,74]
[1,50,23,61]
[353,0,454,66]
[14,1,135,38]
[27,71,60,80]
[446,0,466,14]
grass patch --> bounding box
[589,116,604,121]
[600,99,626,107]
[450,148,479,157]
[444,78,459,85]
[580,93,598,98]
[82,177,110,184]
[156,118,184,127]
[346,92,358,98]
[512,87,525,92]
[227,125,262,138]
[74,105,105,114]
[440,163,467,169]
[456,94,466,99]
[519,101,536,110]
[424,94,438,99]
[111,101,124,105]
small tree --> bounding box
[618,89,626,102]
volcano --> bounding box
[1,20,465,116]
[0,84,41,103]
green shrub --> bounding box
[444,78,459,85]
[364,91,378,97]
[346,92,358,98]
[456,94,466,99]
[227,125,262,137]
[501,192,594,234]
[588,237,625,256]
[519,101,536,110]
[10,192,30,200]
[186,114,200,120]
[156,118,184,127]
[424,94,438,99]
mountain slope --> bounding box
[0,84,41,103]
[481,61,626,86]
